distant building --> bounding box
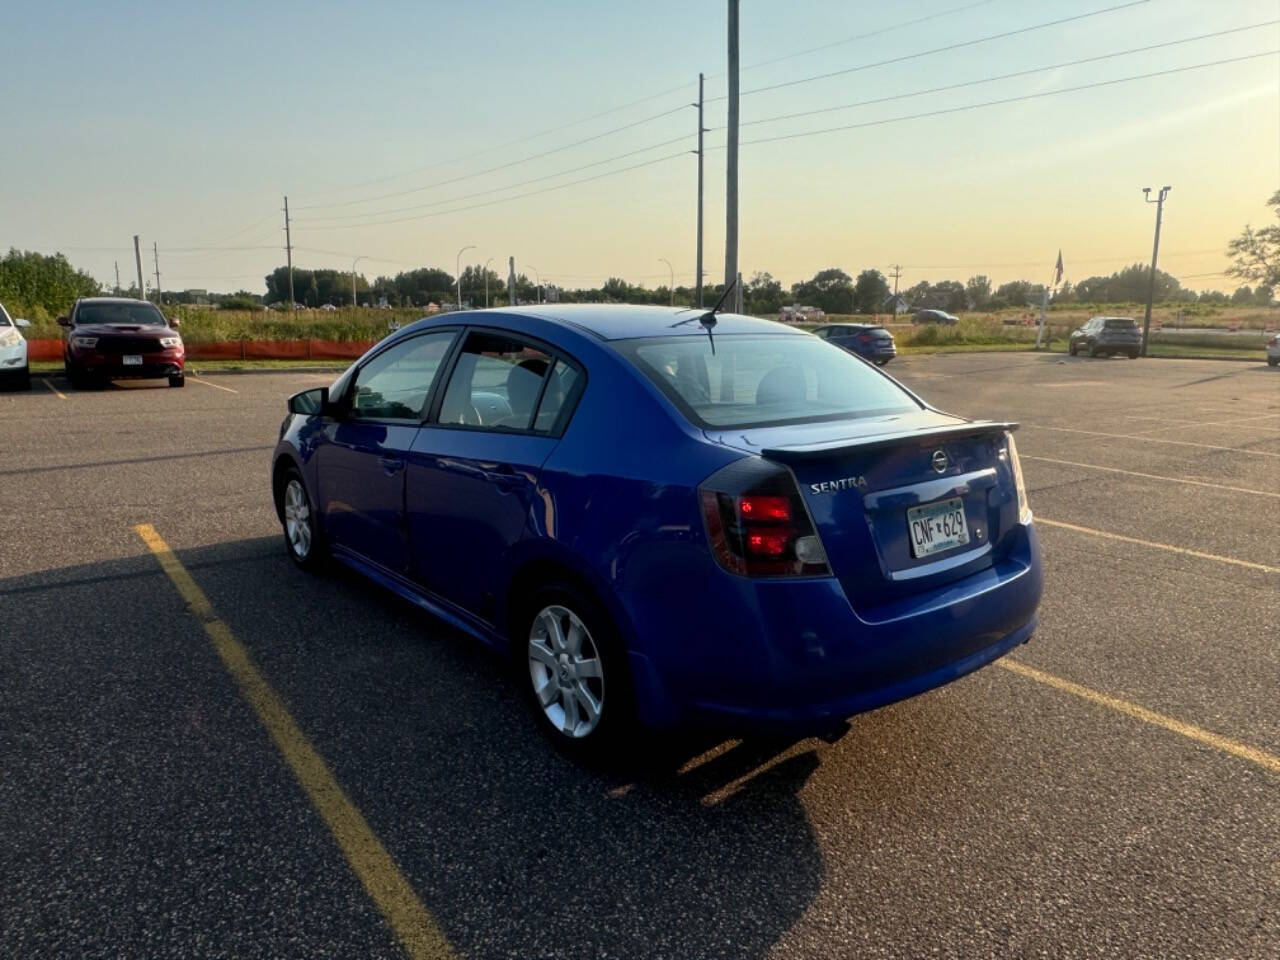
[882,294,909,315]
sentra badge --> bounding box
[810,476,867,494]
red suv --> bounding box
[59,297,185,388]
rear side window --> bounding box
[348,330,456,422]
[533,360,584,433]
[438,331,577,434]
[621,334,918,429]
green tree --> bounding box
[965,275,991,310]
[0,248,101,317]
[1227,189,1280,288]
[745,271,783,314]
[852,269,890,314]
[791,268,853,314]
[1231,285,1254,304]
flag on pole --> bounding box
[1053,250,1064,286]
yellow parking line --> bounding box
[1027,424,1280,458]
[1022,455,1280,500]
[997,660,1280,776]
[1036,517,1280,575]
[187,375,239,394]
[41,378,67,400]
[133,524,455,960]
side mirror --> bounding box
[287,386,330,417]
[57,316,71,327]
[13,318,30,328]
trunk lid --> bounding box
[705,411,1021,614]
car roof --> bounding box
[76,297,157,306]
[408,303,808,342]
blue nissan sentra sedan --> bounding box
[272,304,1041,756]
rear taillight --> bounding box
[858,334,873,344]
[699,458,830,577]
[1004,431,1032,524]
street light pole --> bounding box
[350,255,367,308]
[528,265,541,303]
[1139,185,1171,357]
[455,245,475,312]
[484,257,494,308]
[659,258,674,306]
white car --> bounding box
[1268,333,1278,367]
[0,302,31,390]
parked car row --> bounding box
[0,302,32,390]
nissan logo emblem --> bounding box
[931,450,949,473]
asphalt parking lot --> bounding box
[2,354,1277,959]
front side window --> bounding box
[348,330,456,422]
[438,331,560,431]
[75,302,166,325]
[621,334,919,429]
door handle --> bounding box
[378,456,405,475]
[486,463,521,490]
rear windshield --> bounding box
[1103,318,1137,329]
[75,302,166,325]
[619,334,919,428]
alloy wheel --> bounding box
[528,604,605,739]
[283,479,313,559]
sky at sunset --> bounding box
[4,0,1278,295]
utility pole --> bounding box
[1140,185,1171,357]
[153,242,162,304]
[484,257,494,308]
[888,264,902,317]
[114,261,121,296]
[351,256,367,308]
[133,235,145,301]
[724,0,739,299]
[283,195,295,308]
[694,72,705,308]
[508,257,517,306]
[659,258,674,305]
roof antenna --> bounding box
[670,277,737,330]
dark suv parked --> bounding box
[811,323,897,365]
[1069,316,1141,359]
[59,298,185,387]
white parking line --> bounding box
[41,378,67,400]
[1027,424,1280,458]
[1133,413,1280,434]
[1022,455,1280,499]
[187,375,238,394]
[1036,517,1280,575]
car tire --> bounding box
[875,358,889,366]
[19,365,31,390]
[1068,342,1077,356]
[67,364,89,389]
[278,467,325,571]
[1269,358,1278,367]
[516,582,635,761]
[169,373,185,388]
[1089,343,1102,358]
[1128,351,1139,360]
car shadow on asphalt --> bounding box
[2,537,826,959]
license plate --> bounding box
[907,497,970,558]
[123,355,143,366]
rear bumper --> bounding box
[627,522,1043,734]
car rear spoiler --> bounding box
[760,420,1018,460]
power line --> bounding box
[707,0,1151,104]
[294,151,689,231]
[293,132,692,224]
[717,21,1280,132]
[294,102,692,212]
[290,1,1013,204]
[727,0,1002,77]
[712,50,1279,150]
